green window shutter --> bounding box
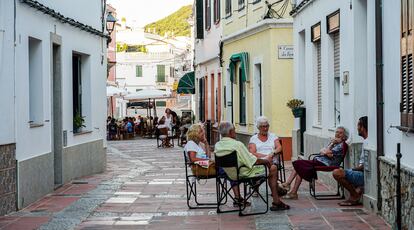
[156,101,166,107]
[157,65,165,82]
[136,65,142,77]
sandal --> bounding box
[284,193,298,200]
[233,198,251,207]
[281,182,290,191]
[270,201,290,211]
[338,200,361,206]
[277,185,288,196]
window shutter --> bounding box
[333,33,340,78]
[196,0,204,39]
[225,0,232,16]
[136,65,142,77]
[205,0,211,30]
[157,65,165,82]
[401,0,414,128]
[316,41,322,125]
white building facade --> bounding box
[194,0,223,123]
[292,0,413,227]
[0,0,107,214]
[116,26,193,115]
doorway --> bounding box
[253,63,263,127]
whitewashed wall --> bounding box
[382,0,414,168]
[14,0,106,161]
[0,1,15,146]
[293,0,372,144]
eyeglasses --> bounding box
[259,125,269,128]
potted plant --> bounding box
[286,99,305,118]
[73,112,86,133]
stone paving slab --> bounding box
[0,138,391,230]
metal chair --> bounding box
[215,151,269,216]
[183,151,227,209]
[309,142,349,200]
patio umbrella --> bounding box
[123,89,172,101]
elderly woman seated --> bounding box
[184,124,247,207]
[281,126,348,199]
[249,116,282,165]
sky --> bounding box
[107,0,194,28]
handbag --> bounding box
[191,160,216,178]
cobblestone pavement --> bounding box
[0,138,391,230]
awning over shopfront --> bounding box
[177,71,195,94]
[229,52,249,83]
[123,88,172,102]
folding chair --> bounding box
[215,151,269,216]
[275,141,286,183]
[156,128,170,148]
[183,151,227,209]
[309,142,349,200]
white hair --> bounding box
[219,121,234,137]
[336,126,349,140]
[256,116,270,129]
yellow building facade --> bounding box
[221,0,294,156]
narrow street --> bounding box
[0,138,390,230]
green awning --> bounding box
[229,52,249,83]
[177,71,195,94]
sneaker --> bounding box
[284,193,298,200]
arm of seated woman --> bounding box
[248,143,267,158]
[188,151,208,162]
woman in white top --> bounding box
[184,124,210,162]
[248,116,282,165]
[164,108,173,130]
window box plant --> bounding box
[73,112,86,133]
[286,99,305,118]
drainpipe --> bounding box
[375,0,384,213]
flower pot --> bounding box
[292,107,305,118]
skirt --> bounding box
[292,159,326,182]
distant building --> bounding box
[0,0,107,215]
[115,21,193,116]
[107,4,118,117]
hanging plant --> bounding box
[286,99,305,118]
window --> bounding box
[156,65,165,82]
[136,89,142,92]
[239,67,246,125]
[156,101,166,107]
[214,0,220,24]
[72,54,82,131]
[28,37,44,125]
[170,67,175,78]
[238,0,245,11]
[196,0,204,39]
[205,0,211,30]
[135,65,142,77]
[72,53,91,132]
[225,0,232,17]
[401,0,414,128]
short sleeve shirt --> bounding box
[184,141,208,160]
[215,137,265,180]
[249,133,279,156]
[314,142,344,166]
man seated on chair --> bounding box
[333,116,368,206]
[215,121,290,211]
